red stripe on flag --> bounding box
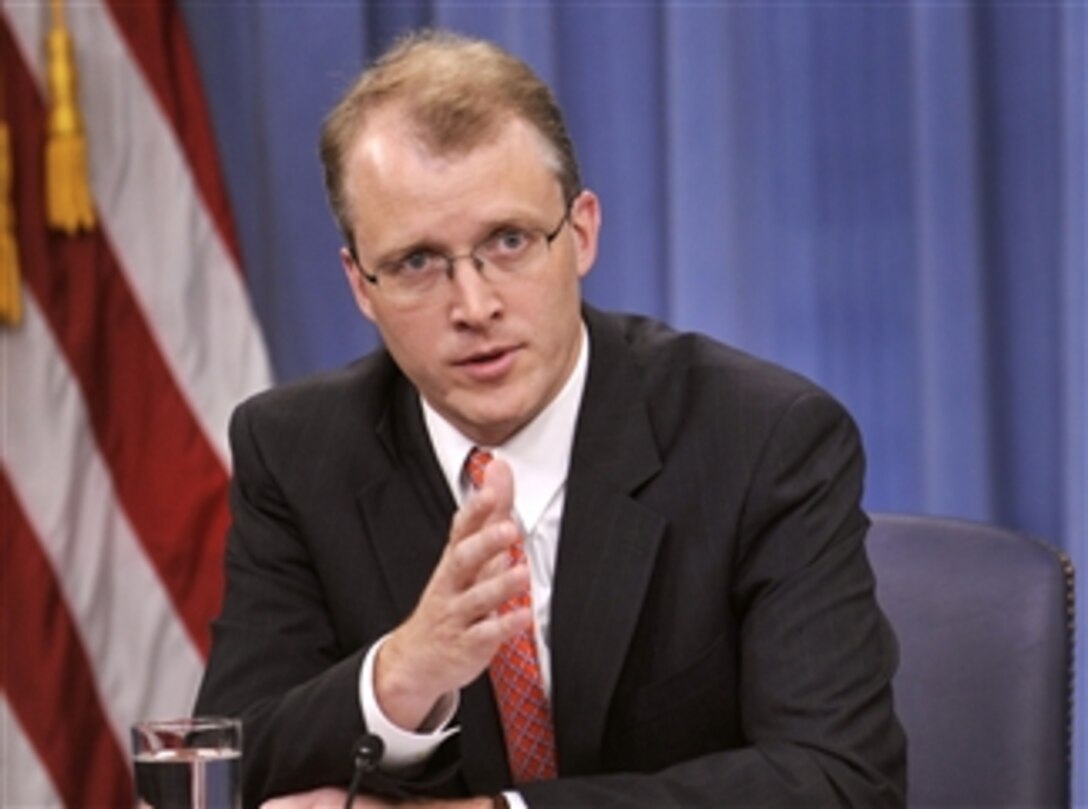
[3,22,229,657]
[103,0,245,272]
[0,475,135,809]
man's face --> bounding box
[341,110,600,446]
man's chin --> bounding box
[454,403,528,446]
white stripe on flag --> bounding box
[3,1,271,466]
[0,297,206,756]
[0,697,64,809]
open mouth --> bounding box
[456,345,519,379]
[464,347,509,365]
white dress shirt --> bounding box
[358,325,589,773]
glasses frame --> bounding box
[350,204,573,293]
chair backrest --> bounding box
[866,513,1074,807]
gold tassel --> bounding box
[45,0,95,234]
[0,120,21,325]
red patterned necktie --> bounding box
[464,447,558,782]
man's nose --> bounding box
[448,255,501,325]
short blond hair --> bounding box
[320,30,582,248]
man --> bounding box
[196,30,906,808]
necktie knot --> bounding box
[465,447,493,489]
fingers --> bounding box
[480,455,515,516]
[449,488,504,546]
[446,520,517,585]
[461,599,534,647]
[455,550,531,620]
[450,456,516,544]
[446,457,524,593]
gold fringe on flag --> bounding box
[45,0,95,234]
[0,66,22,326]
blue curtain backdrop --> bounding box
[181,2,1086,801]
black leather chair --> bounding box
[866,513,1075,807]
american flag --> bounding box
[1,1,271,805]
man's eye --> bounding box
[389,251,441,277]
[484,228,530,256]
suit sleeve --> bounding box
[520,391,907,807]
[193,403,458,808]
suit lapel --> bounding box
[355,378,452,618]
[549,309,665,774]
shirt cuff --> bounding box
[359,635,460,770]
[501,791,528,809]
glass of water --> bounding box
[131,716,241,809]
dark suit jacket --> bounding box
[196,306,906,807]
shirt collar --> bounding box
[422,323,589,532]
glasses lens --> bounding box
[477,228,548,274]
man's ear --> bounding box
[341,247,377,322]
[568,190,601,280]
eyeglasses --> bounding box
[352,206,571,303]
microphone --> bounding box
[343,732,384,809]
